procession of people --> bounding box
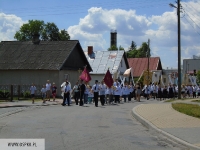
[29,70,200,105]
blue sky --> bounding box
[0,0,200,69]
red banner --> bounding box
[103,70,113,88]
[79,68,91,82]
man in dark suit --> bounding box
[92,80,100,107]
[79,80,85,106]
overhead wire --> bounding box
[2,0,173,17]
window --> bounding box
[163,78,166,83]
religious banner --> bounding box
[79,67,91,82]
[103,69,114,88]
[123,68,132,77]
[143,70,153,85]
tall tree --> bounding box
[108,45,118,51]
[59,29,70,41]
[119,45,124,50]
[14,20,44,41]
[126,42,151,58]
[129,41,137,51]
[14,20,70,41]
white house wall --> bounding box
[183,59,200,74]
[0,70,80,96]
[118,57,128,75]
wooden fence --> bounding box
[0,84,43,101]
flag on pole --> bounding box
[79,67,91,82]
[103,69,114,88]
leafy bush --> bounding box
[22,91,31,98]
[0,90,10,98]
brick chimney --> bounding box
[88,46,93,55]
[32,33,40,44]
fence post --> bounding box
[18,85,20,100]
[10,84,13,102]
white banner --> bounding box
[0,139,45,150]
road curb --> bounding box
[132,104,200,150]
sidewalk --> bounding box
[0,99,63,108]
[132,100,200,150]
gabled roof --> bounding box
[128,57,162,77]
[0,40,92,71]
[84,50,128,74]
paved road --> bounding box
[0,100,188,150]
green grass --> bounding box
[172,103,200,119]
[191,100,200,102]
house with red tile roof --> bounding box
[128,57,162,78]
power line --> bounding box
[2,0,172,11]
[2,0,172,17]
[187,2,200,15]
[182,15,200,36]
[184,11,200,30]
[181,3,200,21]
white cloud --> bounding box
[0,13,25,41]
[66,2,200,69]
[1,0,200,69]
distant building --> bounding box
[128,57,163,78]
[0,40,92,96]
[84,46,129,84]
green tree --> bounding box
[126,42,150,58]
[108,45,118,51]
[119,45,124,50]
[59,29,70,41]
[196,70,200,84]
[129,41,137,51]
[14,20,70,41]
[14,20,44,41]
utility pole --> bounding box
[169,0,181,99]
[147,39,150,86]
[177,0,181,99]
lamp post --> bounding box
[169,0,181,99]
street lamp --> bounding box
[169,0,181,99]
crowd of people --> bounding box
[62,78,145,107]
[142,83,200,100]
[30,78,200,105]
[30,80,57,104]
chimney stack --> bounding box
[32,33,40,44]
[88,46,93,55]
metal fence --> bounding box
[0,84,43,101]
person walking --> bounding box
[46,80,51,101]
[128,82,134,102]
[41,85,46,103]
[51,82,57,102]
[84,84,90,104]
[79,80,86,106]
[99,80,106,106]
[30,83,37,104]
[135,83,141,102]
[114,82,121,103]
[88,86,93,104]
[92,80,100,107]
[63,81,71,106]
[122,82,129,102]
[72,81,80,105]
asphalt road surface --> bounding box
[0,100,188,150]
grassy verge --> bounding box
[172,103,200,119]
[191,100,200,103]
